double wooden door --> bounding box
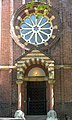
[27,81,46,115]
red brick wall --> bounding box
[1,0,10,64]
[13,0,22,12]
[0,0,13,116]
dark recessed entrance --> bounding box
[27,81,46,115]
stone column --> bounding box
[16,80,23,110]
[48,80,55,110]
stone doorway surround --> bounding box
[15,48,55,114]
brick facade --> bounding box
[0,0,72,119]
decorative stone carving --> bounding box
[46,110,58,120]
[14,110,26,120]
[17,67,24,80]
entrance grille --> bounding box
[27,81,46,115]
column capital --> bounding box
[48,79,55,85]
[16,80,23,85]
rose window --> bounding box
[20,14,53,45]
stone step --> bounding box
[0,117,24,120]
[26,115,46,120]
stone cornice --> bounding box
[0,64,72,70]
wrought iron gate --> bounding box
[27,81,46,115]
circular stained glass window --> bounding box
[20,14,53,45]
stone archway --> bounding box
[16,49,55,80]
[15,49,55,114]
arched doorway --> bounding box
[27,67,46,115]
[16,49,55,115]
